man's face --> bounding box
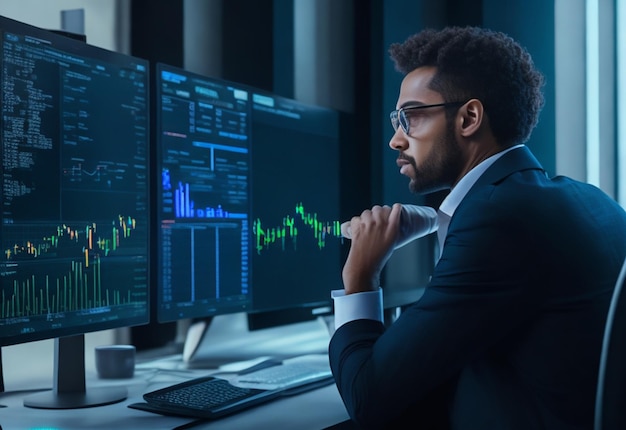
[388,66,463,194]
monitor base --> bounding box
[24,386,127,409]
[182,312,331,368]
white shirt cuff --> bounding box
[331,288,384,330]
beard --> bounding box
[405,120,463,195]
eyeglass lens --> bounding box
[389,110,408,134]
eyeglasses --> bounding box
[389,101,465,136]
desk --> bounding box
[0,339,350,430]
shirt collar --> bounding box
[438,144,524,218]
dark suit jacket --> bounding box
[329,146,626,429]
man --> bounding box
[329,26,626,429]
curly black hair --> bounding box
[388,26,545,146]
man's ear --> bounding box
[457,99,484,138]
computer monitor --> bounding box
[154,63,252,323]
[0,16,150,408]
[247,90,343,330]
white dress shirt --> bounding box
[332,145,524,330]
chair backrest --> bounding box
[595,256,626,430]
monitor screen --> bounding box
[0,15,149,407]
[155,63,252,323]
[247,90,343,329]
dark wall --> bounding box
[483,0,556,175]
[131,0,183,67]
[221,0,274,91]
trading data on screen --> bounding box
[156,65,252,322]
[0,26,150,345]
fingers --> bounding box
[341,205,400,240]
[343,205,397,240]
[341,205,396,294]
[343,203,438,249]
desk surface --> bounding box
[0,337,350,430]
[0,383,348,430]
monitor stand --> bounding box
[23,334,127,409]
[182,312,332,368]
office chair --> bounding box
[594,256,626,430]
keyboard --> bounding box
[133,357,334,419]
[138,376,279,419]
[231,360,333,390]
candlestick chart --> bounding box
[0,215,145,320]
[253,202,343,254]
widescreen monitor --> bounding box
[0,15,150,408]
[247,90,343,330]
[155,63,252,323]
